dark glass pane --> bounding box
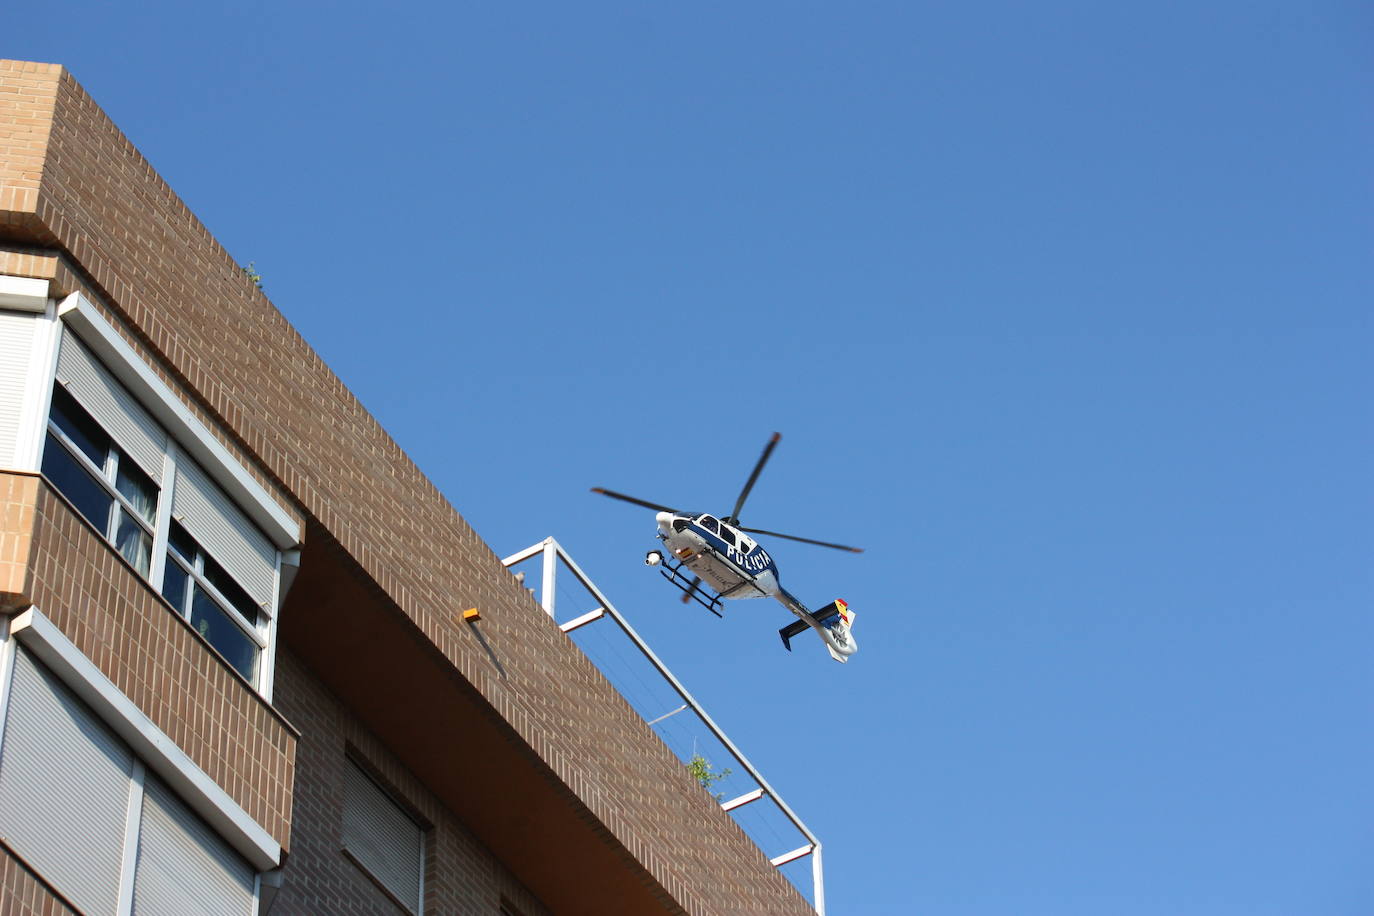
[48,386,110,467]
[189,587,258,682]
[202,556,260,627]
[115,459,157,525]
[161,558,190,613]
[41,435,114,532]
[168,519,198,562]
[113,512,151,577]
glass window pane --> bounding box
[115,458,158,525]
[168,519,198,564]
[189,587,258,683]
[202,556,260,628]
[48,386,110,468]
[161,558,190,613]
[41,435,114,533]
[113,512,152,578]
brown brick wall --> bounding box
[0,844,77,916]
[4,472,296,848]
[36,253,303,529]
[269,650,551,916]
[0,61,56,242]
[0,473,38,608]
[0,245,59,285]
[0,61,816,914]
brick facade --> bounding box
[0,59,817,914]
[269,650,551,916]
[0,844,77,916]
[17,475,296,845]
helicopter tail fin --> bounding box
[814,599,852,629]
[777,599,858,662]
[815,599,857,663]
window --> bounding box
[0,645,257,915]
[342,757,426,914]
[132,775,257,915]
[161,521,263,683]
[698,515,720,534]
[43,386,158,575]
[39,328,280,691]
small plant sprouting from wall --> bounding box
[241,261,263,290]
[687,753,732,801]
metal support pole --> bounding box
[558,608,606,633]
[770,844,814,868]
[540,538,557,618]
[503,538,827,914]
[646,704,689,726]
[812,843,826,915]
[721,788,766,812]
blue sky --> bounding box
[9,2,1372,912]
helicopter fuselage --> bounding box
[654,511,779,599]
[648,510,858,661]
[592,431,860,662]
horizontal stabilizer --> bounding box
[778,619,809,651]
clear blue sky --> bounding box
[10,2,1372,913]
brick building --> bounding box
[0,60,817,915]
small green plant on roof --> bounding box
[687,753,732,801]
[241,261,263,290]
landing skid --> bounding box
[648,552,724,617]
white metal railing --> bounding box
[502,537,825,915]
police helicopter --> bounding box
[592,433,862,663]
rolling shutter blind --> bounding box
[343,760,423,913]
[0,311,36,467]
[55,329,167,483]
[171,456,277,609]
[0,648,133,916]
[131,775,256,916]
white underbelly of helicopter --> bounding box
[665,533,775,598]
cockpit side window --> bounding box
[717,525,736,546]
[698,515,719,534]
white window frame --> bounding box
[43,387,160,575]
[38,294,299,699]
[162,508,271,653]
[56,294,297,548]
[0,607,280,876]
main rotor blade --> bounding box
[590,488,679,514]
[727,432,781,524]
[680,575,702,604]
[739,526,864,553]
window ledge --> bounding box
[7,606,283,871]
[56,293,300,550]
[0,276,50,312]
[33,471,298,724]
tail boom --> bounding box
[775,592,858,663]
